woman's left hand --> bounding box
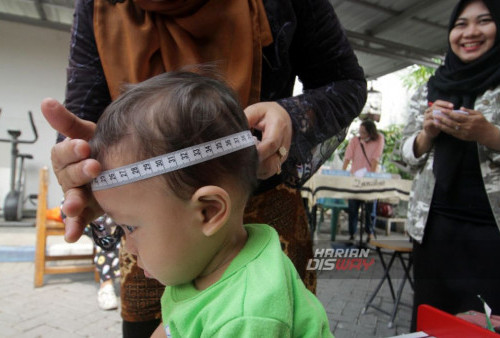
[244,102,292,179]
[434,107,499,146]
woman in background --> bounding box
[342,119,385,242]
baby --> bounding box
[89,71,333,337]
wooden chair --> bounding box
[34,167,97,287]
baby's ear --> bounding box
[191,186,230,237]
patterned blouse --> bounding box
[62,0,367,190]
[400,85,500,242]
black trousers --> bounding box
[411,211,500,331]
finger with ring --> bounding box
[455,125,460,131]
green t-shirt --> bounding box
[161,224,333,337]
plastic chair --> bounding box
[316,197,349,241]
[34,167,97,287]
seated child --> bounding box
[89,71,333,337]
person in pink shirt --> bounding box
[342,119,385,241]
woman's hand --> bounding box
[244,102,292,179]
[434,106,500,150]
[41,98,103,242]
[413,100,452,157]
[423,100,453,139]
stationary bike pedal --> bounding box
[19,154,33,160]
[7,130,21,138]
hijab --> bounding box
[93,0,273,106]
[428,0,500,189]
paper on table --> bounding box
[354,167,367,177]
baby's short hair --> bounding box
[90,70,259,199]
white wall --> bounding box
[375,71,412,129]
[0,20,70,210]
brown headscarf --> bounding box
[94,0,273,107]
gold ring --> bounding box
[276,162,282,175]
[277,146,287,160]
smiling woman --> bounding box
[400,0,500,331]
[449,0,497,63]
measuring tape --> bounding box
[91,130,255,191]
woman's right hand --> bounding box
[244,101,292,179]
[413,100,453,157]
[41,98,103,242]
[423,100,454,139]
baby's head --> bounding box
[90,71,258,286]
[91,70,258,199]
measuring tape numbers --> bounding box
[91,130,255,191]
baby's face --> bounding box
[93,177,212,286]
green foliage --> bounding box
[378,124,413,179]
[399,64,437,91]
[336,138,349,161]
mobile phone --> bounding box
[433,109,468,117]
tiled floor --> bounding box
[314,211,414,337]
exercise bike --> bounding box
[0,110,38,221]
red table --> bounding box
[417,304,499,337]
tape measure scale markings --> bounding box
[91,131,255,191]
